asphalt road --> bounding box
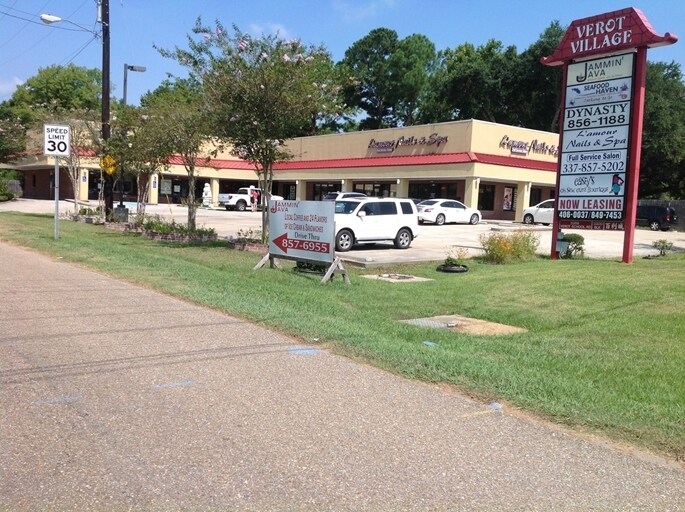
[1,201,685,510]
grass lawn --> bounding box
[1,212,684,461]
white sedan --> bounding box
[522,199,555,225]
[417,199,481,225]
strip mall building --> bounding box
[17,119,559,222]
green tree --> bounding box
[108,102,172,217]
[1,65,101,163]
[7,64,102,127]
[420,40,519,124]
[0,103,26,162]
[512,21,565,131]
[159,20,340,240]
[640,61,685,198]
[387,34,436,126]
[140,78,209,229]
[341,28,399,129]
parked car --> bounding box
[417,199,481,225]
[323,191,367,201]
[522,199,555,225]
[636,204,678,231]
[333,198,419,251]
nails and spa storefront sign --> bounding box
[540,7,677,263]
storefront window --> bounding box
[478,185,495,211]
[408,182,459,201]
[530,188,542,207]
[355,182,396,197]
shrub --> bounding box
[479,230,539,264]
[561,233,585,258]
[232,227,263,243]
[294,261,327,273]
[142,214,215,236]
[443,246,469,266]
[78,206,103,216]
[652,239,673,256]
[0,180,14,202]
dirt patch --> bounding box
[402,314,527,335]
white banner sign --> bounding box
[562,125,630,152]
[566,53,634,86]
[268,200,335,263]
[566,77,632,108]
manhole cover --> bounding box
[362,274,433,283]
[401,315,527,335]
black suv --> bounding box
[636,205,678,231]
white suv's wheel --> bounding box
[335,229,354,252]
[394,228,412,249]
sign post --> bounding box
[541,8,677,263]
[43,124,71,240]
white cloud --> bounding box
[0,76,23,99]
[248,22,292,40]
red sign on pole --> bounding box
[541,7,677,263]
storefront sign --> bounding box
[368,133,448,153]
[268,200,335,263]
[499,136,558,157]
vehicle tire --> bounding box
[236,201,247,212]
[394,228,412,249]
[418,219,424,225]
[335,229,354,252]
[469,213,480,225]
[436,214,446,226]
[649,220,661,231]
[523,214,534,224]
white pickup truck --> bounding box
[218,187,283,211]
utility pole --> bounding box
[100,0,113,217]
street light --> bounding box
[40,13,95,33]
[40,0,112,215]
[118,64,146,207]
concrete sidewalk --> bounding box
[1,241,684,511]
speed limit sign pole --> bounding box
[43,124,71,240]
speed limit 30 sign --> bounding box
[44,124,71,157]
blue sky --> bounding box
[1,0,683,106]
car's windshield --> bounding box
[335,200,361,214]
[419,200,438,206]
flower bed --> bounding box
[144,231,218,243]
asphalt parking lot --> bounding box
[2,198,684,265]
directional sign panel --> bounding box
[558,52,634,230]
[268,200,335,263]
[43,124,71,157]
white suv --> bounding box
[334,198,420,252]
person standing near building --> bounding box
[250,188,258,212]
